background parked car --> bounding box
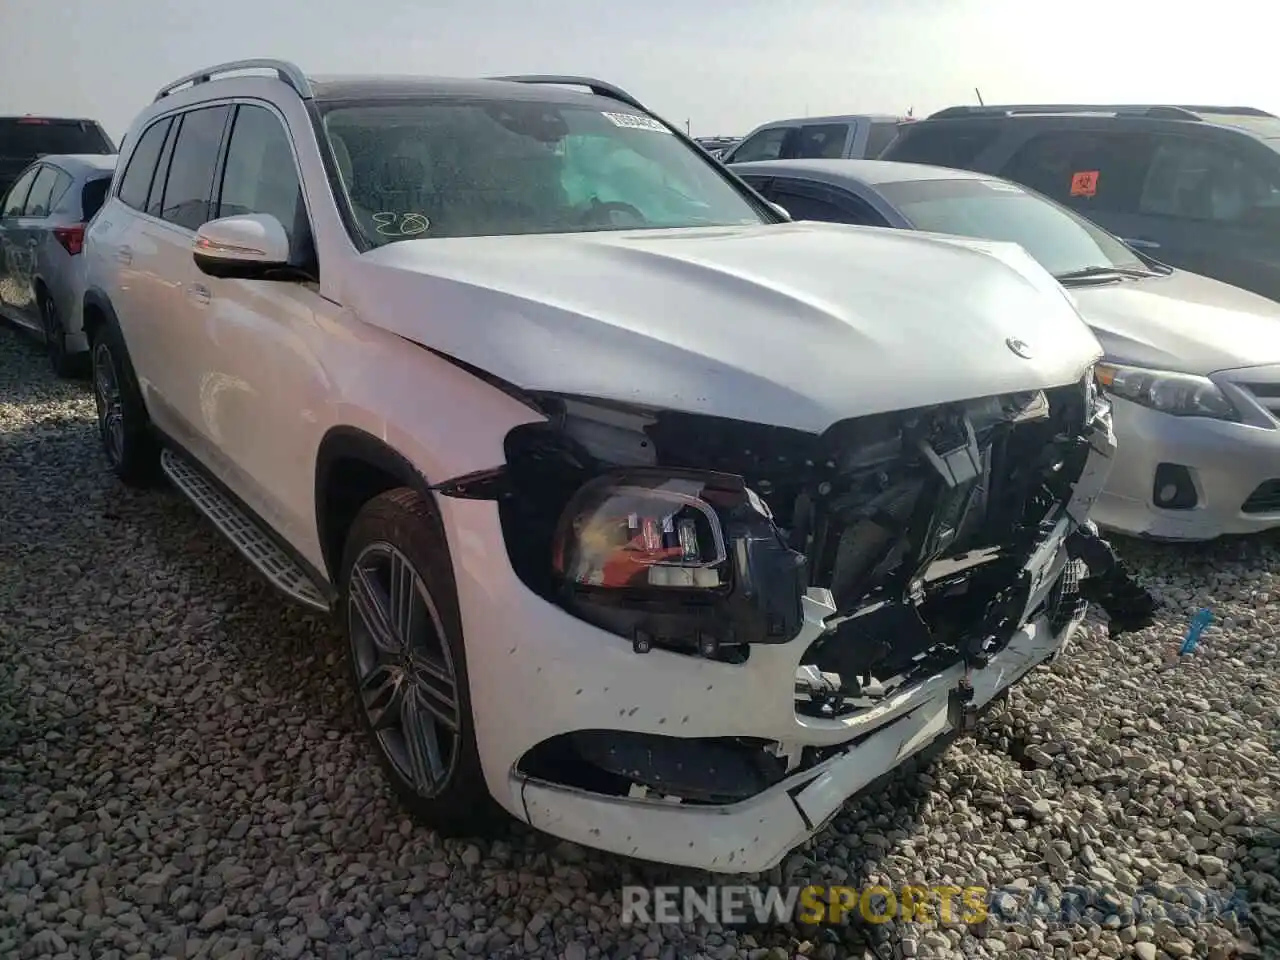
[720,113,911,164]
[881,103,1280,304]
[0,154,117,375]
[1,115,114,195]
[733,157,1280,542]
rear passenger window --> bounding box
[1002,131,1154,214]
[1138,137,1280,224]
[795,124,849,159]
[157,105,230,231]
[216,104,306,245]
[883,122,1002,169]
[727,128,791,163]
[117,118,171,212]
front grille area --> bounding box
[1242,479,1280,514]
[1228,364,1280,422]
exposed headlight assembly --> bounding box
[1095,362,1239,421]
[551,468,808,656]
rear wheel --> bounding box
[340,487,504,836]
[40,295,83,378]
[90,318,161,487]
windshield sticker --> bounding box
[1070,170,1100,197]
[373,212,431,237]
[601,112,670,133]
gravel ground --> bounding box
[1,323,1277,960]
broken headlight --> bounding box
[551,469,808,656]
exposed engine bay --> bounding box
[439,374,1157,802]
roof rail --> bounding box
[487,75,647,113]
[1174,104,1277,118]
[155,59,312,102]
[927,103,1205,121]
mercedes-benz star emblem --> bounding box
[1005,338,1033,359]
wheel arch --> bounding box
[314,426,437,583]
[81,287,119,343]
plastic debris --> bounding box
[1179,608,1213,655]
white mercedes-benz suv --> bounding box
[82,60,1153,872]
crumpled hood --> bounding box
[1069,268,1280,375]
[346,220,1103,433]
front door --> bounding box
[188,100,331,550]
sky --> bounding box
[3,0,1279,142]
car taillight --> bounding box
[53,225,84,255]
[18,116,51,125]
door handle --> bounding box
[188,283,211,306]
[115,245,133,265]
[1121,237,1161,250]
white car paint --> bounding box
[351,223,1101,431]
[84,67,1117,872]
[1071,270,1280,539]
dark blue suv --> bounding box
[882,103,1280,303]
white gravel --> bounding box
[1,324,1276,960]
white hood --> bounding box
[345,221,1103,433]
[1068,268,1280,375]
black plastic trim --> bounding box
[313,425,435,579]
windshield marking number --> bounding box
[1070,170,1099,198]
[373,212,431,236]
[601,112,670,134]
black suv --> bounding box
[882,103,1280,303]
[0,116,115,196]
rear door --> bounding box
[91,114,176,393]
[128,104,233,447]
[0,164,39,319]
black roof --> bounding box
[919,103,1280,139]
[306,74,640,111]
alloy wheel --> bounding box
[347,541,461,798]
[92,341,124,466]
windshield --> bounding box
[875,177,1147,277]
[320,98,768,244]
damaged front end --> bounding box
[442,369,1156,809]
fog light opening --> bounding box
[1152,463,1197,511]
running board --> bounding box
[160,449,333,613]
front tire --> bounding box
[340,487,504,837]
[90,318,161,487]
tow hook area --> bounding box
[948,670,979,734]
[1065,523,1158,635]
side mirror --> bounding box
[769,202,791,220]
[193,214,291,279]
